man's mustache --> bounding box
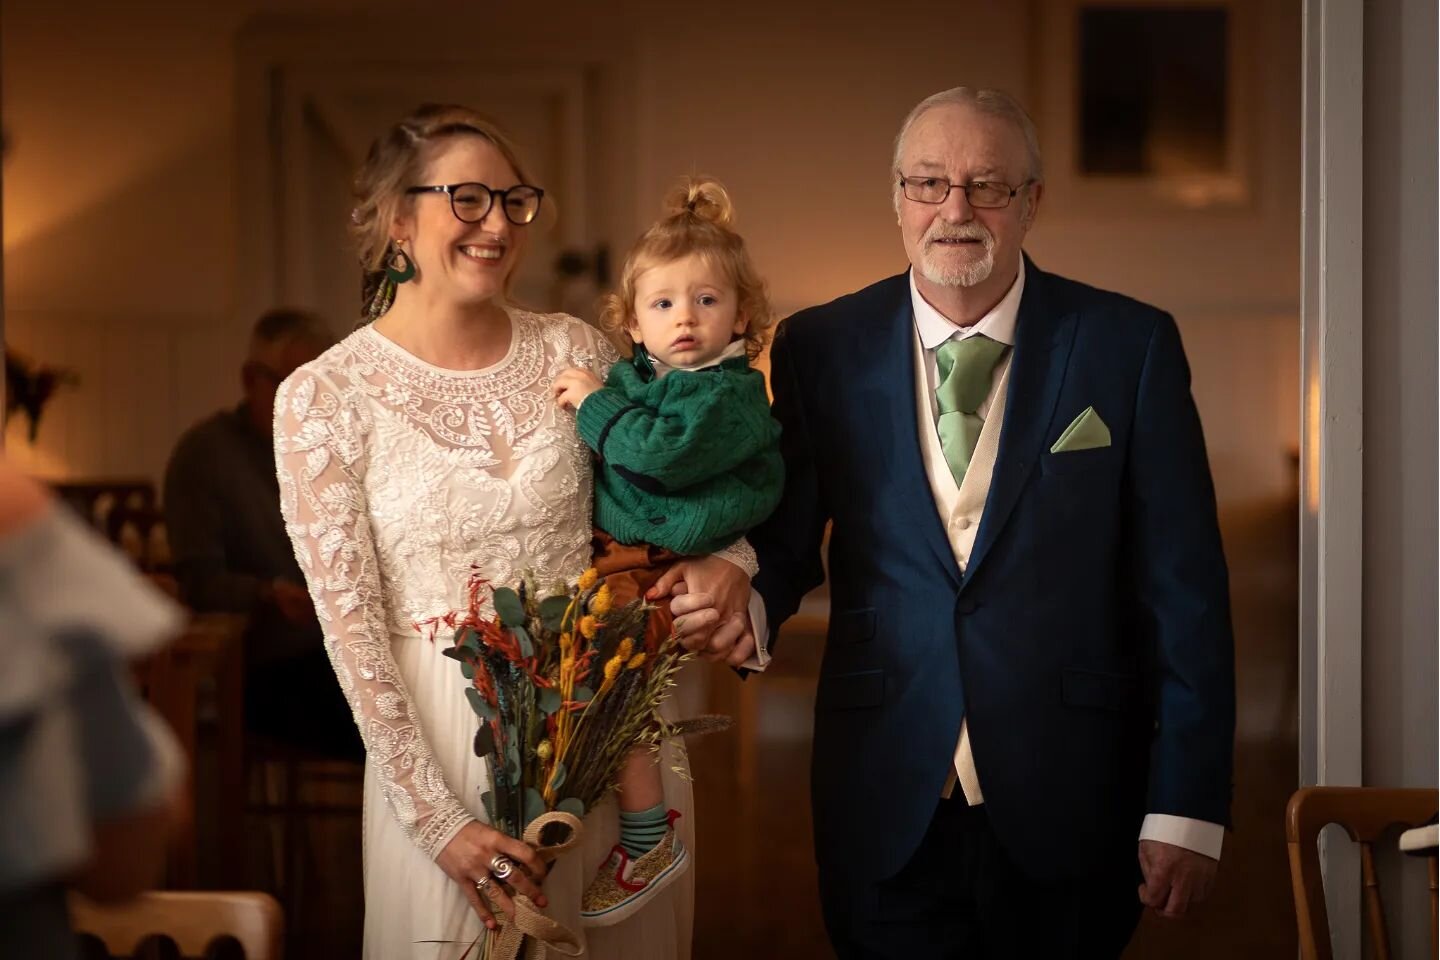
[923,223,994,247]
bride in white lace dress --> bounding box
[273,105,695,959]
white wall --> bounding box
[2,0,1301,510]
[1361,0,1439,954]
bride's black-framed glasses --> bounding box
[405,182,545,225]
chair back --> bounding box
[1286,786,1437,960]
[70,891,283,960]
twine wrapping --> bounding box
[488,811,586,960]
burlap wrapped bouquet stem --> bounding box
[487,811,586,960]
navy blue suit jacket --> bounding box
[751,258,1235,883]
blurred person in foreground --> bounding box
[0,459,188,958]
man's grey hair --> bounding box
[891,87,1044,188]
[247,308,335,361]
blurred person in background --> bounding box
[164,309,360,760]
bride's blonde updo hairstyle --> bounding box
[351,103,542,314]
[598,177,774,360]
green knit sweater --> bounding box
[575,355,784,556]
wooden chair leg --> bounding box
[1429,854,1437,960]
[1360,844,1390,960]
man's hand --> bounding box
[552,368,604,412]
[650,555,756,666]
[1138,839,1217,919]
[271,579,316,625]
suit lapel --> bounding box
[872,280,963,589]
[963,258,1077,585]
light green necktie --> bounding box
[935,335,1008,486]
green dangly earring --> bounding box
[386,243,416,284]
[631,342,657,381]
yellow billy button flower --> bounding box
[577,568,599,591]
[589,584,613,616]
[536,739,554,761]
[579,615,600,640]
[626,652,647,670]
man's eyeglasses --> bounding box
[898,176,1033,209]
[405,182,545,225]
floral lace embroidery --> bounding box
[275,309,619,857]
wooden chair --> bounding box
[1286,786,1438,959]
[52,479,170,572]
[70,891,283,960]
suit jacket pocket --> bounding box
[817,669,886,711]
[828,607,876,645]
[1040,446,1116,476]
[1061,667,1138,713]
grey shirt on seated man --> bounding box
[164,310,360,759]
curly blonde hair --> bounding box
[351,104,539,310]
[599,177,774,360]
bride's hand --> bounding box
[436,821,550,929]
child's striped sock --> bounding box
[619,804,669,858]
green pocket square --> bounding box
[1050,406,1111,453]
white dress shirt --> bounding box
[741,262,1223,860]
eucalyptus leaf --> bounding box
[455,626,479,651]
[505,739,520,782]
[465,686,495,721]
[460,660,475,680]
[523,788,546,828]
[481,790,497,824]
[537,688,562,716]
[573,685,595,704]
[512,625,534,658]
[557,797,585,819]
[548,760,567,793]
[473,723,495,758]
[441,646,465,662]
[493,588,526,627]
[539,595,571,632]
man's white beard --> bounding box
[918,222,997,287]
[920,243,995,288]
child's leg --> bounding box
[615,744,669,857]
[617,744,665,810]
[590,531,684,858]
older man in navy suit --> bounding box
[660,87,1235,957]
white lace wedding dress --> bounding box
[274,309,695,959]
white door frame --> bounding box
[1299,0,1364,953]
[234,17,628,328]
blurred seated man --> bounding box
[164,309,361,761]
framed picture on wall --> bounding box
[1031,0,1257,215]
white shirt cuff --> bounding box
[739,590,770,671]
[1139,814,1225,860]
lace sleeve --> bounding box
[570,316,622,380]
[713,536,759,577]
[274,368,475,859]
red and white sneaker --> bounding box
[580,809,690,927]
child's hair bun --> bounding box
[663,176,735,228]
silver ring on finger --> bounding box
[474,874,494,891]
[489,855,515,880]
